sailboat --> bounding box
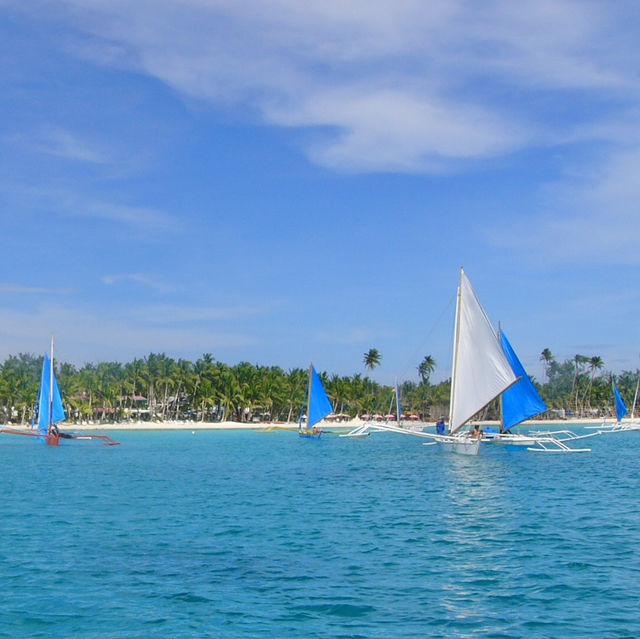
[0,336,120,446]
[298,364,332,438]
[34,345,67,445]
[597,378,640,433]
[434,267,519,455]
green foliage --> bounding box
[0,349,633,424]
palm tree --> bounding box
[363,348,382,371]
[540,348,555,383]
[418,355,437,385]
[572,354,589,414]
[582,356,604,413]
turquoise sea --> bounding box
[1,427,639,638]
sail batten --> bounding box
[500,331,547,430]
[449,269,517,434]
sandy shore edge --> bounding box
[1,417,610,431]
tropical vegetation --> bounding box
[0,349,635,425]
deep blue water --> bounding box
[1,428,639,638]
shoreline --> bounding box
[1,417,611,432]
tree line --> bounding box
[0,348,636,425]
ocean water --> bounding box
[1,427,639,638]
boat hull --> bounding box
[299,429,321,439]
[438,438,480,455]
[45,433,60,446]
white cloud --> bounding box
[267,87,527,171]
[11,0,639,171]
[490,146,640,264]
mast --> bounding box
[632,357,640,421]
[448,267,463,434]
[49,333,54,434]
[306,362,313,428]
[498,323,504,432]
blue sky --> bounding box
[1,1,640,384]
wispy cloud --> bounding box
[127,304,274,324]
[68,200,180,234]
[491,146,640,264]
[7,182,182,236]
[35,127,111,164]
[11,0,639,172]
[0,283,74,295]
[0,303,258,364]
[102,274,178,295]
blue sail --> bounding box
[37,354,66,434]
[307,365,332,429]
[499,331,547,430]
[613,380,628,422]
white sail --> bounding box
[449,268,517,434]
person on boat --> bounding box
[470,425,483,439]
[49,424,59,437]
[436,418,445,435]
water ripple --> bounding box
[1,429,639,637]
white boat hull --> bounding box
[438,437,481,456]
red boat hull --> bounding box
[45,433,60,446]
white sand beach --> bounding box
[35,416,610,432]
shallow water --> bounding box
[1,428,639,638]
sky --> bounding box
[1,0,640,384]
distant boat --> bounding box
[0,335,120,446]
[597,378,640,433]
[298,364,332,438]
[35,347,66,445]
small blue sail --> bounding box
[499,331,546,430]
[613,380,628,422]
[37,354,66,434]
[307,365,332,429]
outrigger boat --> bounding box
[298,363,332,438]
[341,268,593,453]
[594,378,640,433]
[340,380,404,438]
[340,267,512,453]
[0,336,120,446]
